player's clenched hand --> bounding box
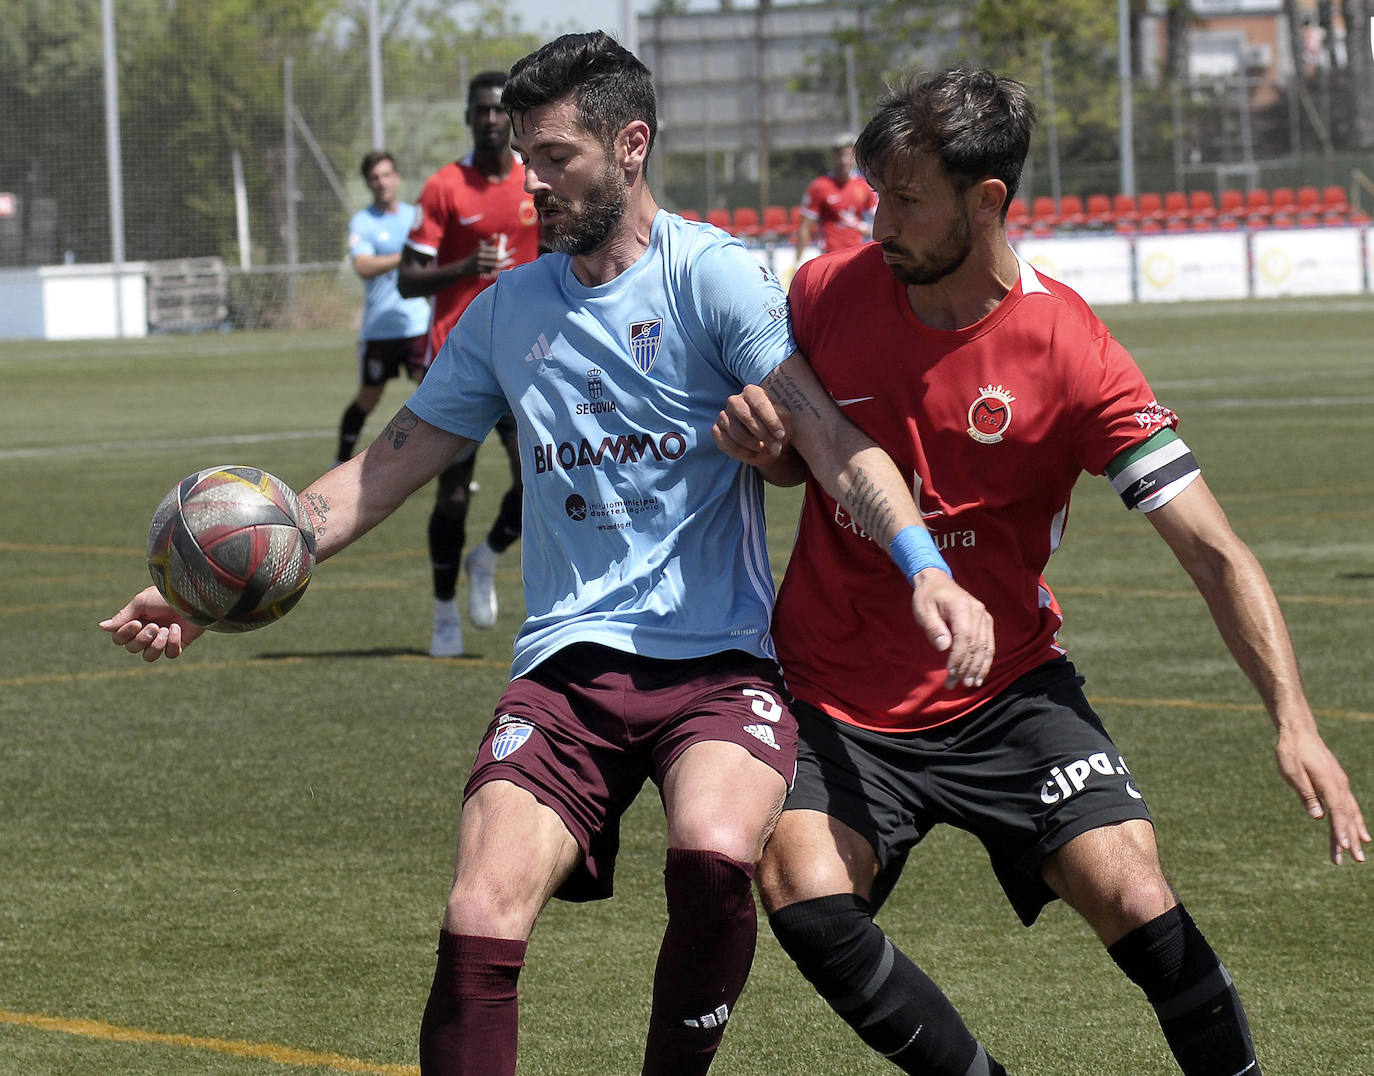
[910,569,994,689]
[1274,724,1370,865]
[712,385,793,467]
[99,586,205,662]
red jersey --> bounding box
[799,171,877,252]
[775,244,1179,732]
[407,154,540,359]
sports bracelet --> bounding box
[889,525,951,583]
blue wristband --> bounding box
[889,525,951,583]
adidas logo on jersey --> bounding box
[683,1004,730,1030]
[743,723,779,750]
[524,332,552,365]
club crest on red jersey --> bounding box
[629,319,663,374]
[967,384,1016,444]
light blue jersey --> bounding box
[348,203,431,341]
[407,211,797,678]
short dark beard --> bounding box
[883,208,973,287]
[538,161,627,256]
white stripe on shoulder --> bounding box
[1014,250,1051,295]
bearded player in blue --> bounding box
[101,32,993,1076]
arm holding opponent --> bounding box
[715,353,993,689]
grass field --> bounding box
[1,299,1371,1074]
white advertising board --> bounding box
[1015,235,1134,305]
[1251,227,1365,297]
[1135,233,1249,303]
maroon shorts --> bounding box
[357,334,427,386]
[465,643,798,902]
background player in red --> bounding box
[715,67,1368,1075]
[399,70,540,656]
[793,132,876,265]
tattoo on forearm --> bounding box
[303,491,330,543]
[843,469,899,542]
[763,367,823,422]
[381,407,419,451]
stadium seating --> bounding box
[1162,190,1189,223]
[1086,193,1114,227]
[1056,194,1086,229]
[759,205,791,239]
[705,208,733,233]
[1137,191,1165,225]
[677,208,701,221]
[1321,185,1350,219]
[1112,193,1140,225]
[1006,198,1031,229]
[1030,196,1058,229]
[731,206,763,237]
[1244,188,1272,220]
[1188,190,1217,223]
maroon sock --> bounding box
[419,930,526,1076]
[642,848,758,1075]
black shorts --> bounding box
[357,334,427,386]
[465,643,798,903]
[787,658,1152,925]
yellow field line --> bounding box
[0,652,509,689]
[0,1007,417,1074]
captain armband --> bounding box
[889,525,952,584]
[1107,429,1201,512]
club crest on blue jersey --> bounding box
[629,319,663,374]
[491,718,535,761]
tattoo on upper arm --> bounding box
[762,367,823,422]
[381,407,420,451]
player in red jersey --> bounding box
[715,68,1368,1075]
[793,133,877,263]
[399,71,541,656]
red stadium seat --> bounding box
[1216,215,1241,231]
[1006,198,1031,228]
[1163,190,1188,222]
[1086,193,1114,226]
[677,208,701,222]
[1296,186,1320,213]
[760,205,791,238]
[1244,188,1272,219]
[732,206,763,237]
[789,206,806,235]
[1165,217,1190,233]
[1030,196,1058,227]
[1057,194,1086,229]
[1188,190,1217,222]
[1113,219,1136,235]
[1112,193,1140,224]
[1137,191,1165,224]
[1270,187,1296,215]
[705,208,733,233]
[1321,185,1350,220]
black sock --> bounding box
[1108,905,1259,1076]
[486,486,522,554]
[428,510,465,601]
[769,895,1006,1075]
[337,402,367,461]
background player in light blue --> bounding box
[333,151,431,466]
[100,32,994,1076]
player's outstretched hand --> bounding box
[712,385,793,467]
[1275,724,1370,865]
[910,568,994,690]
[99,586,206,662]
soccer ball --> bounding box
[146,465,316,633]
